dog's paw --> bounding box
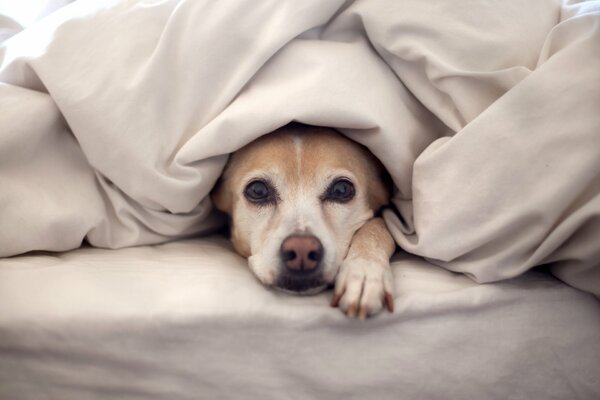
[331,257,394,319]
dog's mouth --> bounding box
[274,272,329,295]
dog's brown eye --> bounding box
[244,180,275,204]
[324,179,355,203]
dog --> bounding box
[211,123,395,319]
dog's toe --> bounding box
[333,257,394,319]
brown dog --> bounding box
[211,124,395,318]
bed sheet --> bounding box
[1,236,599,399]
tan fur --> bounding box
[214,126,389,210]
[211,124,396,318]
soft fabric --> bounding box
[0,0,599,294]
[1,236,599,399]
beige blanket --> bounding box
[1,0,598,295]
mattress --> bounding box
[1,235,599,399]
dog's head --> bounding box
[211,124,390,294]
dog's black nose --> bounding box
[280,235,323,273]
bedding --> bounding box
[1,235,599,399]
[1,1,600,398]
[0,0,599,295]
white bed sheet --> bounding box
[1,236,599,399]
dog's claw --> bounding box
[346,303,358,318]
[330,289,345,308]
[358,305,369,320]
[385,291,394,313]
[333,257,394,319]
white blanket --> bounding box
[1,0,599,295]
[1,236,599,399]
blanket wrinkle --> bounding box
[354,0,558,132]
[1,0,599,296]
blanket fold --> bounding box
[1,0,598,295]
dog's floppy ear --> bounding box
[368,174,391,212]
[210,177,232,215]
[365,155,394,212]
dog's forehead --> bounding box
[299,130,364,172]
[228,127,372,184]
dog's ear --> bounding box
[367,164,393,212]
[210,177,232,215]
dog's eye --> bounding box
[244,180,275,204]
[324,179,355,203]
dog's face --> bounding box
[212,125,389,294]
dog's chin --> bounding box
[274,273,329,296]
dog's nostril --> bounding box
[284,250,297,261]
[308,251,318,261]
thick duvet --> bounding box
[0,0,599,294]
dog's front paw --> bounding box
[331,257,394,319]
